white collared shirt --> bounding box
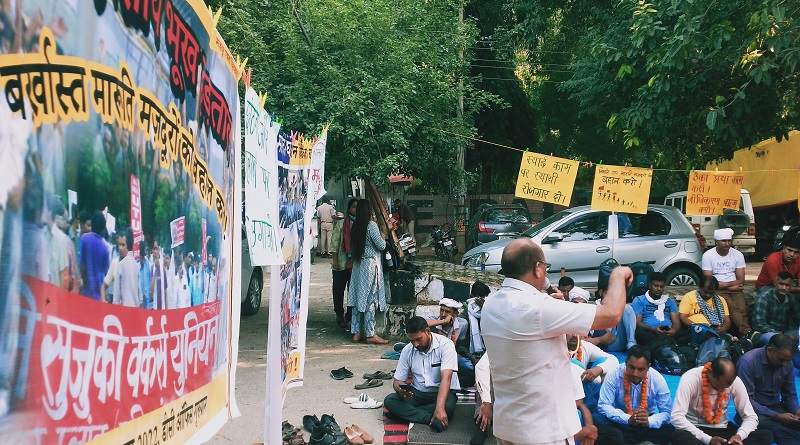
[395,333,460,392]
[482,277,596,444]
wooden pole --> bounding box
[364,177,404,261]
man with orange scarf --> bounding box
[672,357,773,445]
[597,345,674,444]
[330,199,358,327]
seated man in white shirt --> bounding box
[385,316,460,433]
[465,280,490,357]
[671,357,773,445]
[427,297,479,387]
[568,333,619,412]
[597,345,674,445]
[558,276,592,303]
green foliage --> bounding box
[210,0,500,193]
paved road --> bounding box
[207,258,767,444]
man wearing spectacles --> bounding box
[482,238,633,445]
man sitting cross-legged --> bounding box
[384,316,460,432]
[596,345,674,445]
[567,333,619,411]
[631,272,682,347]
[671,357,774,445]
[584,281,638,352]
[751,272,800,347]
[738,334,800,445]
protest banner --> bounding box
[514,153,579,205]
[308,126,329,204]
[171,216,187,248]
[591,165,653,214]
[0,1,240,443]
[243,87,282,266]
[685,170,744,215]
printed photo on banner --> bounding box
[514,153,579,205]
[243,87,282,266]
[685,170,744,215]
[0,1,240,444]
[591,165,653,214]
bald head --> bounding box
[708,357,737,391]
[501,239,547,290]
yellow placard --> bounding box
[591,165,653,214]
[514,153,579,205]
[685,170,744,215]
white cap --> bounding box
[714,228,734,241]
[439,298,463,309]
[568,287,591,303]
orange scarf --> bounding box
[568,338,583,363]
[623,371,648,415]
[701,362,729,424]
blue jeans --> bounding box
[607,304,637,351]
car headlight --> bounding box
[463,254,484,267]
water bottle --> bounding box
[385,249,393,269]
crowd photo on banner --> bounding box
[0,1,241,444]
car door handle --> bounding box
[596,246,610,253]
[663,241,678,248]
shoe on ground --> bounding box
[350,396,382,409]
[354,379,383,390]
[308,425,345,445]
[365,335,388,345]
[430,419,445,433]
[320,414,342,434]
[343,427,364,445]
[303,414,321,432]
[470,428,489,445]
[342,393,368,404]
[380,351,401,360]
[350,425,374,444]
[330,369,345,380]
[362,371,393,380]
[393,342,407,352]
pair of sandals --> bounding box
[342,393,382,409]
[330,367,354,380]
[353,371,393,389]
[282,420,305,445]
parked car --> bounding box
[241,227,264,316]
[663,189,756,256]
[466,203,534,250]
[461,205,704,287]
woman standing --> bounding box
[349,199,389,344]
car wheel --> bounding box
[665,267,699,287]
[242,268,262,316]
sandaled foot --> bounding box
[366,335,388,344]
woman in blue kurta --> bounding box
[348,199,389,344]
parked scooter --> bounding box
[431,223,458,263]
[774,220,799,251]
[398,233,417,259]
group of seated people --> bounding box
[381,232,800,445]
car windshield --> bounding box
[486,208,530,223]
[523,209,574,238]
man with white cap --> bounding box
[703,227,754,338]
[428,297,479,386]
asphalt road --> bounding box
[207,258,766,444]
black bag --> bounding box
[382,239,400,272]
[696,337,731,367]
[650,337,692,375]
[596,258,619,298]
[627,261,654,301]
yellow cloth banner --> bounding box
[708,130,800,209]
[591,165,652,214]
[685,170,744,215]
[514,153,579,205]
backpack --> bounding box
[696,337,731,367]
[596,258,619,298]
[627,261,654,302]
[649,337,693,375]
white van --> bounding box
[664,189,756,256]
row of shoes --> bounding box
[302,414,373,445]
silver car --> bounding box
[461,205,704,287]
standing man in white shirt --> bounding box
[481,238,632,445]
[316,198,336,257]
[703,228,754,337]
[384,316,460,433]
[671,357,773,445]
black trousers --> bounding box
[384,388,456,424]
[672,423,774,445]
[332,268,352,320]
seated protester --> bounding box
[571,362,624,445]
[596,345,674,445]
[426,298,478,387]
[671,357,774,445]
[755,237,800,296]
[738,334,800,445]
[465,280,490,357]
[558,276,592,304]
[678,275,733,345]
[471,354,492,445]
[632,272,681,347]
[568,333,620,414]
[584,284,637,352]
[385,316,459,432]
[751,272,800,347]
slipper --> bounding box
[354,379,383,390]
[343,393,368,404]
[338,367,354,378]
[380,351,401,360]
[350,396,382,409]
[350,424,374,444]
[362,371,393,380]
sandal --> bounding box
[362,371,393,380]
[350,424,374,444]
[350,396,382,409]
[343,393,368,404]
[282,437,306,445]
[354,378,383,390]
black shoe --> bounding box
[320,414,342,434]
[338,367,353,378]
[470,428,489,445]
[308,425,344,445]
[330,369,345,380]
[303,414,321,432]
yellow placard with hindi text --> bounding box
[685,170,744,215]
[514,153,579,206]
[591,165,652,214]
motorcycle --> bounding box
[398,233,417,259]
[774,220,799,251]
[431,223,458,263]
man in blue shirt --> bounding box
[738,334,800,445]
[631,272,681,347]
[597,345,674,444]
